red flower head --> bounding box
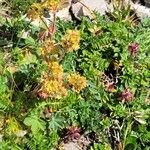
[128,43,139,57]
[66,126,81,140]
[120,88,133,102]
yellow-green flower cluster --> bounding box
[40,66,87,98]
[49,61,64,81]
[67,73,87,93]
[41,79,67,99]
[40,39,64,62]
[43,0,60,11]
[61,29,80,52]
[27,3,43,21]
[40,61,67,99]
[41,40,59,55]
[27,0,69,20]
[43,0,69,12]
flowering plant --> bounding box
[0,1,150,150]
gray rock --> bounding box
[55,0,150,20]
[71,0,108,20]
[61,142,82,150]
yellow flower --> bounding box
[61,29,80,52]
[27,3,44,20]
[67,73,87,93]
[49,61,64,80]
[41,79,67,99]
[40,40,62,61]
[42,0,59,12]
[41,40,59,55]
[42,0,69,12]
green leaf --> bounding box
[49,114,65,130]
[24,115,46,134]
[25,37,36,46]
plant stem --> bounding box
[78,1,95,19]
[122,120,133,150]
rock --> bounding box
[61,142,82,150]
[131,2,150,18]
[54,0,150,21]
[56,6,72,20]
[71,0,109,20]
[60,135,91,150]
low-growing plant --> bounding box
[0,0,150,150]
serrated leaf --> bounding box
[49,114,64,130]
[24,115,46,134]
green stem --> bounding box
[122,120,133,150]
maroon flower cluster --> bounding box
[128,43,139,57]
[66,126,81,141]
[120,88,133,102]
